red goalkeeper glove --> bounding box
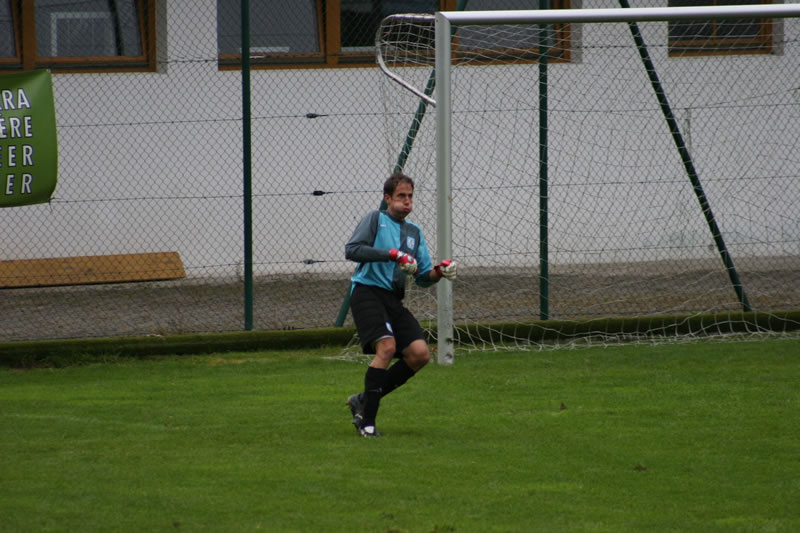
[389,249,418,275]
[434,259,458,280]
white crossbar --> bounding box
[441,3,800,25]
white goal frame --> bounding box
[427,4,800,364]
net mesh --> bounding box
[370,10,800,353]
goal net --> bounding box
[375,5,800,360]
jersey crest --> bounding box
[406,236,416,250]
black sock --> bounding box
[362,366,387,427]
[381,359,416,398]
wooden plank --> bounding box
[0,252,185,289]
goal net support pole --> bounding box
[618,0,752,312]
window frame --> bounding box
[218,0,572,70]
[667,0,774,57]
[1,0,156,73]
[0,0,21,69]
[451,0,572,66]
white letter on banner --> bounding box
[23,145,33,166]
[22,174,32,194]
[17,88,31,109]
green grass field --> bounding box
[2,339,799,532]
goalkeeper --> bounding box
[344,172,457,438]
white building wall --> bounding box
[3,0,798,276]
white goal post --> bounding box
[377,4,800,364]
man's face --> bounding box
[385,182,413,220]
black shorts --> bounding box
[350,283,425,355]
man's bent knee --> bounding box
[403,340,430,371]
[371,337,396,368]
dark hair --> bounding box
[383,172,414,197]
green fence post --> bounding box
[539,0,550,320]
[241,0,254,330]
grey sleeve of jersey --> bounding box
[345,211,392,263]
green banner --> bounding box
[0,70,58,207]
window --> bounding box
[1,0,156,72]
[451,0,572,64]
[217,0,571,69]
[1,0,18,64]
[668,0,774,56]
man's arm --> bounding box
[411,228,456,285]
[419,269,442,283]
[345,211,391,263]
[346,211,418,276]
[416,260,458,284]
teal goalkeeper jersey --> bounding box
[345,210,434,298]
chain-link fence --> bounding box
[2,0,799,344]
